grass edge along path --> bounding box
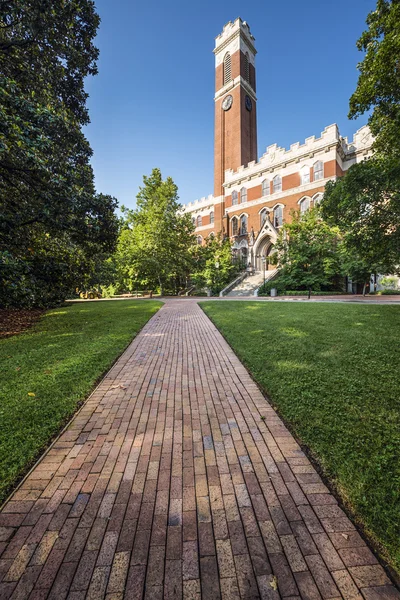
[0,300,162,504]
[200,301,400,576]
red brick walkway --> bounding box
[0,300,398,600]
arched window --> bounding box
[209,232,215,239]
[232,190,238,206]
[314,161,324,181]
[223,53,232,85]
[210,211,214,224]
[240,214,248,235]
[273,175,282,193]
[192,217,196,226]
[197,215,202,227]
[240,187,247,204]
[231,216,238,236]
[299,197,310,214]
[300,166,310,185]
[313,192,323,206]
[244,52,250,82]
[197,236,203,245]
[262,179,270,197]
[273,205,283,228]
[260,208,268,228]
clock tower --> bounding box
[213,19,258,224]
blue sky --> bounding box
[84,0,376,210]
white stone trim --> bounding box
[215,77,257,101]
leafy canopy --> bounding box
[273,208,342,292]
[322,0,400,275]
[114,169,194,294]
[0,1,119,307]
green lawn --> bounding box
[0,300,162,504]
[201,301,400,573]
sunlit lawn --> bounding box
[201,301,400,573]
[0,300,162,503]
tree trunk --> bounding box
[308,288,311,300]
[362,282,366,296]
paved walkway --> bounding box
[0,300,398,600]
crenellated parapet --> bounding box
[223,124,373,186]
[182,194,215,214]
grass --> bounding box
[201,301,400,573]
[0,300,162,504]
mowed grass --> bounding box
[0,300,162,504]
[201,301,400,572]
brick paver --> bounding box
[0,299,398,599]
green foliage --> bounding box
[322,1,400,275]
[322,158,400,277]
[380,276,398,290]
[0,1,119,307]
[202,301,400,572]
[273,208,342,292]
[113,169,194,295]
[191,234,241,295]
[349,0,400,156]
[0,300,162,502]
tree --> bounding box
[191,235,239,295]
[0,1,119,307]
[349,0,400,156]
[273,208,342,295]
[322,0,400,275]
[322,158,400,276]
[114,169,194,295]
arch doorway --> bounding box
[255,236,275,271]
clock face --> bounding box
[222,95,233,111]
[245,95,252,111]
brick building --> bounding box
[183,18,373,272]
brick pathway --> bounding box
[0,300,398,600]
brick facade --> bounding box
[183,18,374,268]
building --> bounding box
[183,18,374,273]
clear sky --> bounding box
[84,0,376,210]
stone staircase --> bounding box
[226,269,278,297]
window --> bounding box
[210,211,214,224]
[260,208,268,228]
[197,236,203,245]
[299,197,310,214]
[232,190,238,205]
[301,166,310,185]
[314,161,324,181]
[262,179,270,197]
[209,232,215,239]
[197,215,202,227]
[273,175,282,193]
[244,52,250,82]
[240,187,247,204]
[231,216,238,236]
[192,217,195,226]
[223,53,232,85]
[273,205,283,228]
[240,214,248,235]
[313,193,323,206]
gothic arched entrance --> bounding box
[254,236,275,271]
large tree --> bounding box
[114,169,194,295]
[322,0,400,273]
[272,208,342,294]
[0,1,119,307]
[349,0,400,156]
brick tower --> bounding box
[213,19,258,232]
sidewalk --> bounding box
[0,300,398,599]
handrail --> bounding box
[254,269,279,296]
[219,271,247,297]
